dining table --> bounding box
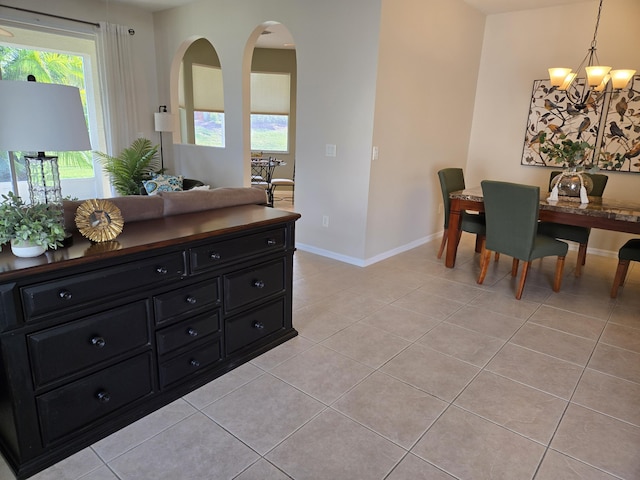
[445,186,640,268]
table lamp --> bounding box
[0,78,92,207]
[154,105,173,172]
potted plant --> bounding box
[539,133,595,200]
[0,193,66,257]
[96,138,161,196]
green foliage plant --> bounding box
[95,138,160,196]
[0,193,66,249]
[539,133,595,170]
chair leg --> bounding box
[475,234,484,253]
[477,249,492,285]
[553,256,566,292]
[511,258,519,277]
[575,243,588,276]
[516,261,530,299]
[495,253,500,262]
[437,229,448,259]
[611,259,630,298]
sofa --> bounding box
[62,187,268,232]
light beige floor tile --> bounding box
[0,454,15,480]
[108,413,258,480]
[266,409,405,480]
[543,291,616,319]
[183,362,264,409]
[599,322,640,353]
[30,448,104,480]
[609,304,640,330]
[203,374,324,455]
[454,371,567,444]
[412,277,485,303]
[551,404,640,479]
[588,343,640,384]
[380,344,479,402]
[293,303,358,342]
[468,290,540,320]
[386,453,456,480]
[321,290,388,320]
[321,322,411,369]
[234,459,292,480]
[535,450,619,480]
[347,276,419,304]
[444,305,525,340]
[412,406,545,480]
[270,344,373,404]
[359,304,441,342]
[77,466,120,480]
[417,322,505,367]
[510,323,596,365]
[92,399,196,462]
[391,289,465,320]
[572,368,640,427]
[529,305,606,340]
[331,372,447,449]
[250,335,315,371]
[486,343,583,399]
[489,272,555,303]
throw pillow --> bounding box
[143,174,183,195]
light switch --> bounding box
[325,144,337,157]
[372,146,379,161]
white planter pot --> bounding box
[11,239,46,258]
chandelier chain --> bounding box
[590,0,603,49]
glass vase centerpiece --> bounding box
[539,133,595,204]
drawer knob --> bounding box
[96,391,111,403]
[156,266,168,275]
[91,336,106,348]
[186,296,197,305]
[267,238,277,246]
[58,290,73,300]
[190,359,200,367]
[252,321,265,330]
[187,327,198,337]
[253,280,265,289]
[209,252,221,260]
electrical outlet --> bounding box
[325,144,336,157]
[322,215,329,227]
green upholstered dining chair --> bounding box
[610,238,640,298]
[477,180,569,300]
[538,170,608,276]
[437,168,487,259]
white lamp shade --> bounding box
[0,80,91,152]
[610,69,636,89]
[548,68,572,87]
[585,65,611,87]
[154,112,174,132]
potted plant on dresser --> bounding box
[0,192,66,257]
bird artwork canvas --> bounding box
[598,76,640,172]
[522,76,640,173]
[522,78,601,169]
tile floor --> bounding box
[2,232,639,480]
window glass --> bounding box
[250,72,290,153]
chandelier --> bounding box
[548,0,635,110]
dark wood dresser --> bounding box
[0,205,300,479]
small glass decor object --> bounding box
[549,169,594,204]
[75,199,124,242]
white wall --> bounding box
[368,0,485,262]
[468,0,640,253]
[153,0,383,262]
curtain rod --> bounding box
[0,4,99,28]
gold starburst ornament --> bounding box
[75,199,124,242]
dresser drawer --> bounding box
[156,310,221,356]
[28,301,150,388]
[190,227,286,273]
[159,339,222,388]
[225,299,284,354]
[22,252,186,319]
[154,279,220,325]
[223,259,285,312]
[37,353,153,445]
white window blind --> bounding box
[251,72,290,114]
[192,63,224,112]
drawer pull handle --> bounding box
[91,336,106,348]
[58,290,73,300]
[187,327,198,337]
[253,321,265,330]
[96,391,111,403]
[156,266,168,275]
[267,238,277,246]
[209,252,221,260]
[253,280,265,289]
[190,359,200,367]
[186,296,197,304]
